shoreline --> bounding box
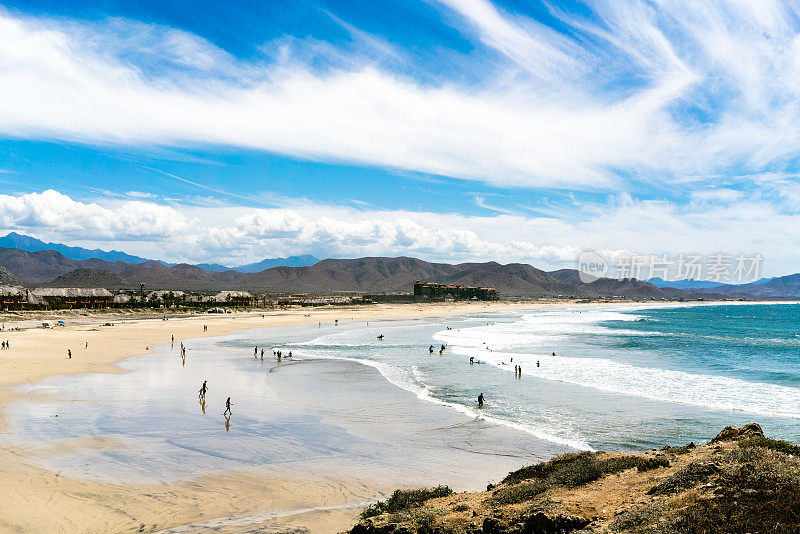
[1,299,797,533]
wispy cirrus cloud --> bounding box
[3,1,800,191]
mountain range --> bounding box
[646,277,775,289]
[0,235,797,298]
[0,246,728,298]
[0,233,320,272]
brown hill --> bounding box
[41,269,127,289]
[0,247,129,284]
[712,273,800,298]
[118,262,248,291]
[0,265,26,287]
[241,257,575,296]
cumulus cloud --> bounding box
[0,189,195,240]
[3,2,800,188]
[1,190,798,276]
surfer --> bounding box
[377,334,384,340]
[470,356,474,365]
[429,345,434,354]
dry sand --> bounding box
[0,301,539,534]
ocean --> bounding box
[275,302,800,451]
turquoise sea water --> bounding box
[272,303,800,451]
[8,303,800,485]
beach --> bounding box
[2,299,798,534]
[0,301,545,533]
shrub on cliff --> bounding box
[501,451,669,488]
[359,486,453,520]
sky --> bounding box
[0,0,799,276]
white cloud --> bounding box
[3,3,800,188]
[2,190,799,276]
[0,190,195,240]
[690,189,744,202]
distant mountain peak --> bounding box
[0,232,154,264]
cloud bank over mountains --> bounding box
[1,189,798,276]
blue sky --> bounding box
[0,0,799,276]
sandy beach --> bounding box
[2,299,794,533]
[0,301,545,534]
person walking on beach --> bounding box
[518,365,522,377]
[260,349,264,360]
[85,341,88,349]
[67,349,71,359]
[254,346,258,358]
[478,392,484,407]
[224,397,232,415]
[552,351,556,357]
[199,380,207,399]
[537,360,540,367]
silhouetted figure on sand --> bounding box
[478,392,484,407]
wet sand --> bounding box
[0,302,541,534]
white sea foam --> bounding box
[439,309,800,419]
[294,341,593,451]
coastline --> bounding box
[1,299,796,533]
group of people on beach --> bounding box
[197,379,232,420]
[0,340,9,350]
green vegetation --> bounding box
[738,436,800,457]
[486,480,548,505]
[359,486,453,520]
[615,440,800,533]
[501,451,670,488]
[647,461,719,495]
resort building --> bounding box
[29,288,114,309]
[212,290,255,306]
[413,281,499,301]
[0,286,27,310]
